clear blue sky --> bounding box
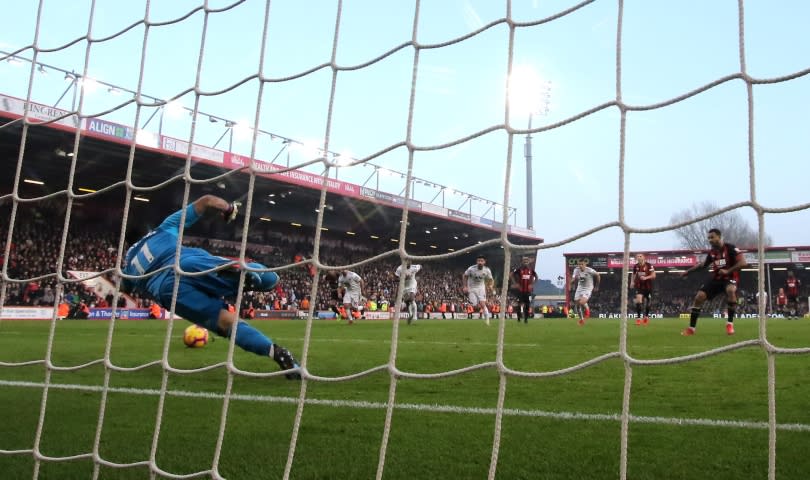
[2,0,809,281]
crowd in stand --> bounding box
[2,205,807,318]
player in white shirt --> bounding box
[395,261,421,325]
[462,255,495,325]
[338,270,365,325]
[570,258,600,326]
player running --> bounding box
[462,255,494,325]
[510,256,538,324]
[680,228,747,336]
[122,195,300,379]
[337,269,365,325]
[570,258,600,326]
[395,261,421,325]
[775,287,788,316]
[631,253,656,326]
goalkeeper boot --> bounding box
[272,345,301,380]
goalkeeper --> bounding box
[122,195,300,379]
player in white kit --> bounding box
[395,261,422,325]
[570,258,600,326]
[338,270,365,325]
[462,255,494,325]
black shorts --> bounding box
[787,295,799,303]
[634,289,652,301]
[699,278,736,301]
[510,289,531,305]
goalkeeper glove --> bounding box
[223,201,241,223]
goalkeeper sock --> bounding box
[231,320,272,356]
[483,306,490,319]
[690,307,701,328]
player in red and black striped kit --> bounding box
[680,228,748,336]
[631,253,656,326]
[785,270,802,319]
[510,256,538,323]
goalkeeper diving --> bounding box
[121,195,300,379]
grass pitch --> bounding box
[1,316,809,479]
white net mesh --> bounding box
[1,0,810,479]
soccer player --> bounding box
[631,253,656,326]
[680,228,747,336]
[510,256,538,324]
[775,287,788,316]
[785,270,802,319]
[570,258,600,326]
[462,255,494,325]
[395,261,421,324]
[337,269,365,325]
[122,195,300,379]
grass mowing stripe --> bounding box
[2,378,807,433]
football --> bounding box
[183,324,209,348]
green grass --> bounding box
[1,316,809,479]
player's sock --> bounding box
[409,302,417,320]
[483,306,491,319]
[635,303,642,318]
[230,320,272,356]
[727,302,736,324]
[644,303,650,318]
[689,307,701,329]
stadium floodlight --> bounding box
[23,179,44,185]
[507,64,552,231]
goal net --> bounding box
[1,1,809,479]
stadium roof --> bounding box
[0,94,542,259]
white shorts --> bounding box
[468,288,487,305]
[343,291,361,307]
[574,288,593,302]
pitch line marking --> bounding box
[1,379,808,433]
